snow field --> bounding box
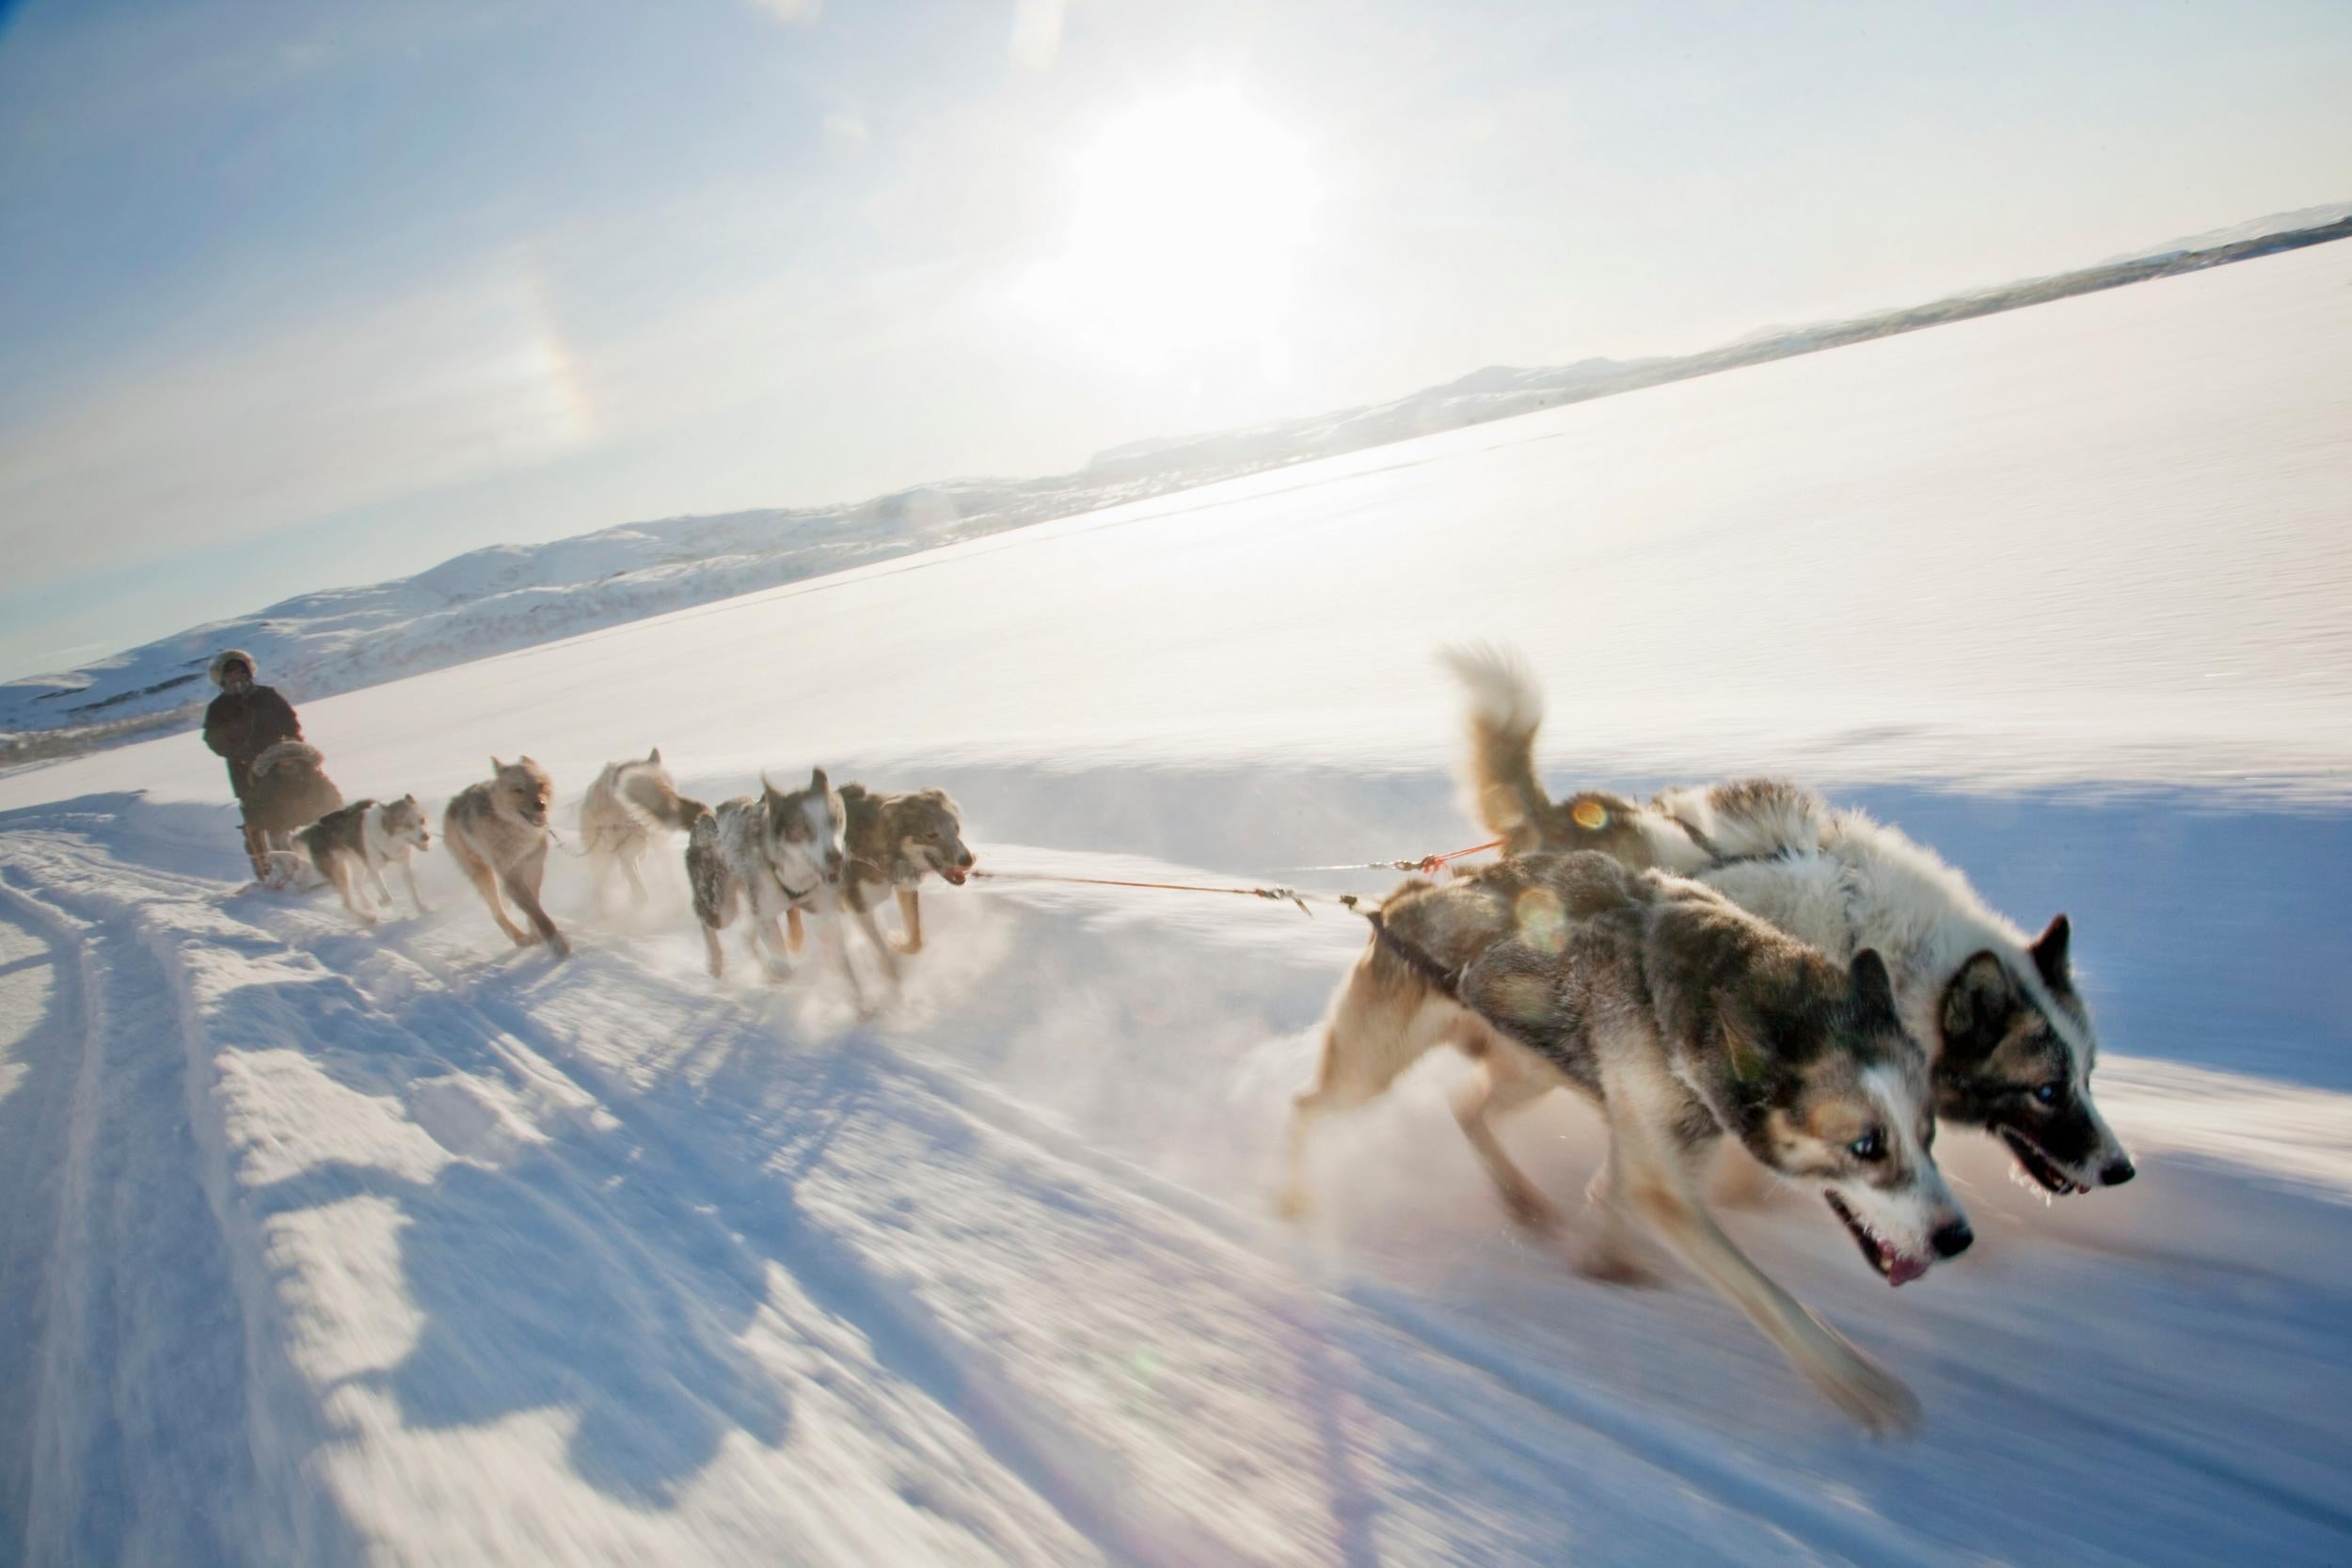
[2,238,2350,1564]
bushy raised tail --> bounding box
[620,765,707,832]
[1438,643,1550,849]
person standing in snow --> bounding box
[203,648,341,879]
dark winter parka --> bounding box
[203,684,304,802]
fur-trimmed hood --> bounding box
[209,648,258,688]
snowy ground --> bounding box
[2,242,2349,1566]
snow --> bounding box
[3,241,2350,1565]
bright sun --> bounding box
[1023,88,1314,365]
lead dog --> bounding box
[687,768,860,994]
[1293,851,1963,1433]
[580,748,708,909]
[1445,646,2134,1197]
[445,757,567,959]
[838,783,976,958]
[297,796,432,924]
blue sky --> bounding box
[2,0,2347,679]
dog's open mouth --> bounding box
[1824,1192,1931,1288]
[1998,1128,2089,1196]
[941,865,969,886]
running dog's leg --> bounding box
[243,819,272,881]
[694,866,739,979]
[331,854,376,924]
[757,914,795,980]
[367,859,395,906]
[1576,1132,1660,1287]
[845,893,902,988]
[786,906,805,954]
[743,885,793,981]
[469,868,526,944]
[501,844,568,958]
[821,893,874,1016]
[894,887,925,955]
[1279,953,1455,1219]
[401,856,429,915]
[620,847,649,906]
[452,837,529,946]
[1450,1032,1564,1233]
[1604,1071,1919,1435]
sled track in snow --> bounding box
[5,816,2350,1567]
[0,865,363,1568]
[373,933,1227,1568]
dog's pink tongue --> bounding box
[1885,1254,1931,1288]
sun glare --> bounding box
[1023,88,1315,366]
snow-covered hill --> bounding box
[1,239,2348,1567]
[9,208,2346,758]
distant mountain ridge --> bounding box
[8,201,2348,766]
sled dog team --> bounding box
[336,752,978,1001]
[297,750,976,998]
[271,646,2135,1433]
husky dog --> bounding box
[838,783,976,958]
[297,796,432,923]
[687,768,851,987]
[444,757,567,959]
[579,748,708,908]
[1444,646,2135,1197]
[1295,852,1964,1433]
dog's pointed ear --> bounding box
[648,746,661,766]
[809,766,830,794]
[490,756,504,774]
[2029,912,2072,991]
[1938,951,2015,1062]
[760,771,781,801]
[1849,948,1898,1022]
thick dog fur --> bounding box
[444,757,567,958]
[1442,645,2134,1196]
[687,769,862,996]
[1290,852,1963,1433]
[298,796,431,924]
[243,738,346,844]
[580,748,708,908]
[839,783,976,958]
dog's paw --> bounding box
[1572,1240,1661,1288]
[1500,1183,1566,1235]
[547,935,571,961]
[1807,1344,1921,1438]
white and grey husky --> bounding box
[296,796,432,924]
[687,769,856,991]
[1292,850,1963,1433]
[1445,645,2135,1197]
[579,747,708,909]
